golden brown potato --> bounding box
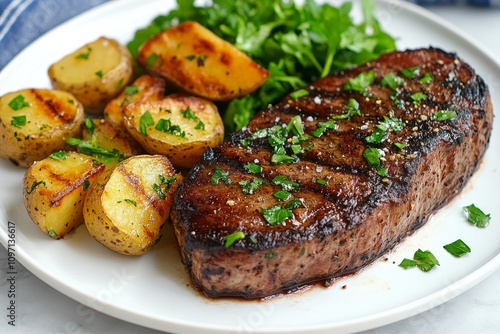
[83,155,181,255]
[137,21,269,101]
[48,37,134,114]
[79,118,144,170]
[0,89,84,167]
[123,94,224,169]
[103,74,166,131]
[23,151,106,239]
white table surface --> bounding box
[1,3,500,334]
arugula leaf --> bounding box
[128,0,396,133]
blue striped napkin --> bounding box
[0,0,109,70]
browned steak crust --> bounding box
[171,48,493,299]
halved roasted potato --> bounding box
[83,155,181,255]
[79,118,144,169]
[0,89,84,167]
[103,74,166,131]
[137,21,269,101]
[48,37,134,114]
[23,151,106,239]
[123,94,224,169]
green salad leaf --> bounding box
[127,0,396,133]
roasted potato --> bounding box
[137,21,269,101]
[23,151,106,239]
[48,37,134,114]
[83,155,181,255]
[103,74,166,132]
[123,94,224,169]
[80,118,144,169]
[0,89,84,167]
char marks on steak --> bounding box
[171,48,493,299]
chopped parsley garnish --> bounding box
[49,151,69,160]
[153,174,176,200]
[186,54,207,67]
[271,151,299,165]
[286,198,303,210]
[223,231,245,248]
[443,239,471,258]
[11,115,26,128]
[84,118,95,136]
[180,107,205,130]
[243,162,262,174]
[394,142,406,149]
[95,70,104,78]
[272,175,299,191]
[410,91,427,105]
[265,252,276,259]
[146,53,158,67]
[241,117,309,164]
[125,85,139,96]
[463,204,490,228]
[290,89,309,101]
[419,72,434,84]
[83,179,90,191]
[211,166,231,185]
[311,120,338,138]
[363,147,387,176]
[365,115,404,144]
[343,71,375,95]
[66,137,124,163]
[381,72,405,90]
[273,190,291,201]
[118,199,137,206]
[401,65,419,79]
[48,230,58,238]
[27,180,46,194]
[239,178,266,195]
[287,115,305,136]
[331,98,362,120]
[262,204,293,225]
[316,179,328,186]
[432,110,457,121]
[8,95,30,111]
[75,47,92,59]
[155,118,186,138]
[399,249,440,272]
[139,111,155,135]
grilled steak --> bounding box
[171,48,493,299]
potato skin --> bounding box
[83,155,181,255]
[123,94,224,169]
[23,152,106,239]
[48,37,134,114]
[0,89,84,167]
[137,21,269,101]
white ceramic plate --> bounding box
[1,0,499,333]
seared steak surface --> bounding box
[172,48,493,298]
